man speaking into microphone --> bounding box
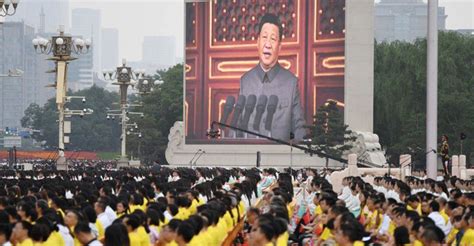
[239,13,306,141]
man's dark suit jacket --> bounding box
[239,62,306,141]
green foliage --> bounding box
[21,85,121,152]
[308,100,355,166]
[127,64,184,165]
[374,31,474,165]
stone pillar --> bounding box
[459,155,467,179]
[348,153,358,176]
[426,0,439,180]
[451,155,459,177]
[344,0,374,132]
[399,154,411,181]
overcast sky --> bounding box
[68,0,472,61]
[70,0,184,62]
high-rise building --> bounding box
[142,36,175,67]
[375,0,447,43]
[0,22,39,129]
[101,28,119,70]
[71,8,101,73]
[68,36,94,91]
[6,0,70,33]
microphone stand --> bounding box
[188,149,202,168]
[209,121,349,165]
[193,151,205,168]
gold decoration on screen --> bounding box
[322,56,345,69]
[185,64,192,73]
[313,52,344,77]
[218,99,226,124]
[209,1,301,48]
[216,60,292,73]
[314,0,344,43]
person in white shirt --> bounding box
[168,171,181,182]
[338,177,352,201]
[95,201,112,230]
[427,200,451,236]
[74,222,103,246]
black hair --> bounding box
[177,221,195,243]
[257,216,276,241]
[421,225,444,244]
[394,226,410,246]
[258,13,283,41]
[167,219,182,231]
[429,200,440,212]
[104,223,130,246]
[125,214,140,230]
[405,210,420,224]
[339,219,364,242]
[73,222,92,234]
[30,222,51,242]
[82,206,97,224]
[0,223,12,241]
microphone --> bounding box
[239,94,257,130]
[265,95,279,132]
[220,96,235,126]
[230,95,246,127]
[253,95,268,131]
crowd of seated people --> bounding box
[0,166,472,245]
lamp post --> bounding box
[0,0,20,17]
[32,25,91,170]
[103,59,146,167]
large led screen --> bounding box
[185,0,345,144]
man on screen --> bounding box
[239,13,306,141]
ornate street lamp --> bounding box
[103,59,147,167]
[32,25,91,170]
[0,0,20,17]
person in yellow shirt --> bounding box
[459,212,474,246]
[130,210,151,246]
[34,217,64,246]
[333,213,365,246]
[130,194,145,214]
[174,197,192,221]
[406,195,422,215]
[186,190,201,215]
[175,221,196,246]
[187,215,212,246]
[155,219,181,246]
[248,217,276,246]
[11,221,34,246]
[116,200,129,218]
[104,223,130,246]
[123,214,144,246]
[420,225,445,245]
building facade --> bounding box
[0,22,39,129]
[375,0,447,43]
[101,28,119,70]
[71,8,101,73]
[7,0,70,33]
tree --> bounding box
[374,31,474,167]
[308,100,355,167]
[22,85,121,152]
[21,103,42,129]
[127,64,184,165]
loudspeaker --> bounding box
[256,151,261,168]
